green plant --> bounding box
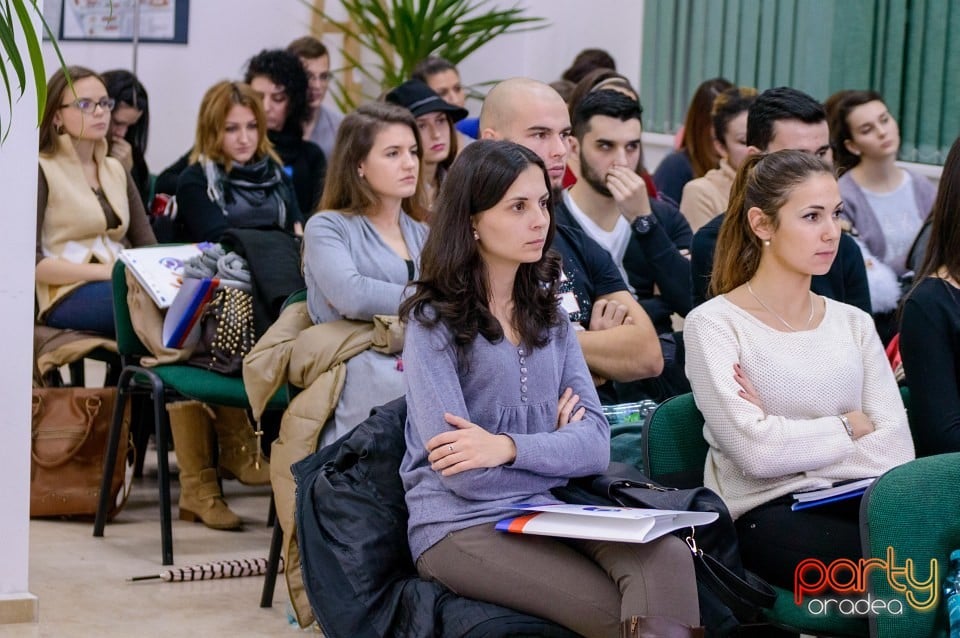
[305,0,547,111]
[0,0,68,142]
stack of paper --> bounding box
[791,478,876,511]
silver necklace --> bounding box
[746,281,815,332]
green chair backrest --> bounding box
[112,259,151,359]
[861,452,960,638]
[642,393,709,488]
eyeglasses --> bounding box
[306,72,332,83]
[59,97,116,114]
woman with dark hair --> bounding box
[686,150,914,590]
[828,90,935,341]
[175,81,302,243]
[561,48,617,84]
[829,90,935,276]
[385,79,468,213]
[101,69,151,207]
[302,102,428,447]
[679,86,757,231]
[899,136,960,456]
[399,139,701,637]
[245,48,326,215]
[653,77,735,204]
[36,66,156,337]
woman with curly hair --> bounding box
[399,140,701,637]
[245,48,326,215]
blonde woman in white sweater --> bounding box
[683,150,914,589]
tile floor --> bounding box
[1,460,314,638]
[4,358,316,637]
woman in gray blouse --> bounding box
[303,103,428,446]
[399,141,700,637]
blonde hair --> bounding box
[189,81,280,172]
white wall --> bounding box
[42,0,645,173]
[0,1,41,622]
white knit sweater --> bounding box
[684,295,915,519]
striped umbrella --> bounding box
[131,556,284,582]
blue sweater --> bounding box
[400,309,610,561]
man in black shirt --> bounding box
[479,78,663,387]
[690,87,870,312]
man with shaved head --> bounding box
[480,78,663,395]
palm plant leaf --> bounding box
[0,0,74,144]
[303,0,546,110]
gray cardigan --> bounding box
[400,309,610,561]
[302,210,428,323]
[838,169,935,270]
[303,210,429,446]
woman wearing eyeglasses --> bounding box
[36,66,156,337]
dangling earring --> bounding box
[473,229,480,241]
[763,239,771,247]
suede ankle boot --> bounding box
[167,401,242,531]
[620,616,705,638]
[210,406,271,485]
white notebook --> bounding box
[496,503,718,544]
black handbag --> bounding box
[188,285,255,376]
[554,462,776,633]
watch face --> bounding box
[633,215,654,234]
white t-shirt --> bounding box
[861,171,921,274]
[562,190,633,293]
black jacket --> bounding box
[293,398,581,638]
[690,213,872,312]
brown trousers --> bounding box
[417,522,699,638]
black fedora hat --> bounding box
[385,79,469,122]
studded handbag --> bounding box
[188,285,255,376]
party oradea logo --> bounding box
[794,547,938,616]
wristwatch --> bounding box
[838,414,854,438]
[631,213,657,235]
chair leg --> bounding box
[68,360,85,386]
[93,367,135,537]
[150,376,174,566]
[260,503,283,608]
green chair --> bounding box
[860,453,960,638]
[92,260,290,565]
[642,393,868,637]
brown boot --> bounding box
[210,406,270,485]
[167,401,242,531]
[620,616,705,638]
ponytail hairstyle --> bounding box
[710,149,834,296]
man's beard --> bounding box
[579,149,614,198]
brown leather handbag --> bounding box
[30,387,131,519]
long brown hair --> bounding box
[400,140,562,362]
[710,150,834,296]
[914,136,960,284]
[39,66,103,155]
[682,77,734,178]
[319,102,427,220]
[188,81,280,172]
